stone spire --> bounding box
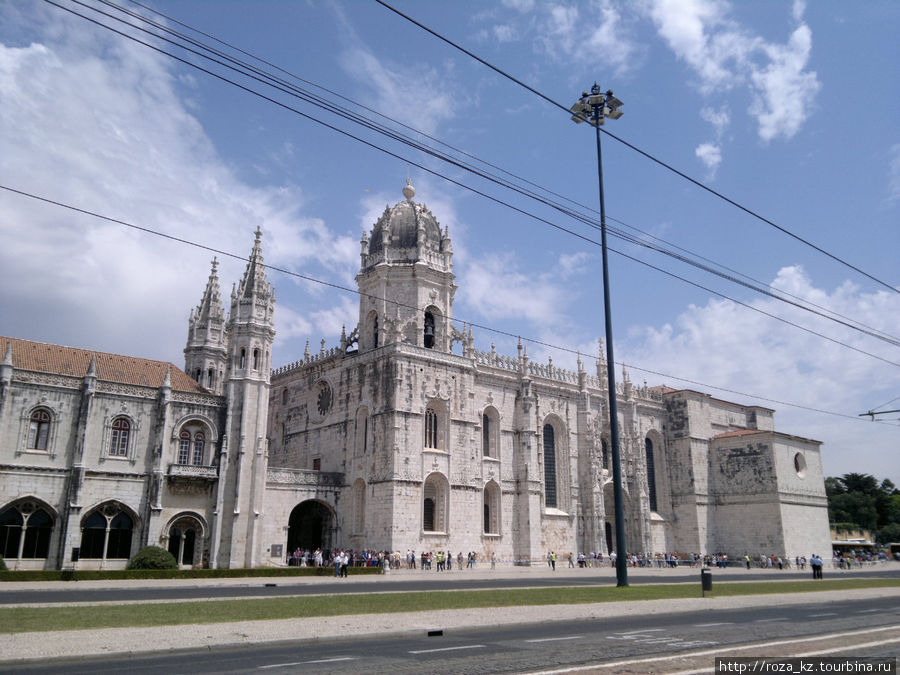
[238,227,269,301]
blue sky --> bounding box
[1,0,898,485]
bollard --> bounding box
[701,567,712,596]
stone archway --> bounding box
[166,514,205,568]
[287,500,334,552]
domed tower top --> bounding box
[362,181,451,272]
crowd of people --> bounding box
[286,546,890,576]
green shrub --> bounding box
[0,556,7,572]
[127,546,178,570]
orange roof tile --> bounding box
[1,336,206,394]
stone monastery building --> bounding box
[0,182,832,570]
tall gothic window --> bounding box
[27,409,51,450]
[423,474,448,532]
[207,368,214,388]
[601,438,609,471]
[178,431,191,465]
[373,315,379,349]
[482,414,491,457]
[483,482,500,534]
[645,437,658,512]
[192,432,205,466]
[543,424,557,509]
[109,418,130,457]
[424,409,438,449]
[253,348,260,370]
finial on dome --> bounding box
[402,178,415,201]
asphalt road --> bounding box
[3,567,898,605]
[5,595,897,674]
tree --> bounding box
[826,473,900,539]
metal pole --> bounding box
[593,103,628,588]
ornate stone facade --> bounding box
[0,183,832,569]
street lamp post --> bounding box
[571,83,628,587]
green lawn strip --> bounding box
[1,578,896,634]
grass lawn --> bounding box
[1,578,896,634]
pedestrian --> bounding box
[568,552,575,568]
[810,554,823,579]
[550,551,556,571]
[491,551,496,569]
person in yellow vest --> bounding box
[550,551,557,571]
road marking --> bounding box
[613,628,665,635]
[753,617,788,622]
[693,622,732,627]
[809,612,838,617]
[523,624,900,674]
[526,635,584,643]
[409,644,485,654]
[856,609,880,613]
[259,657,356,668]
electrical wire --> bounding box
[4,182,895,427]
[44,0,900,352]
[372,0,899,296]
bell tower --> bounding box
[356,180,455,353]
[210,228,276,569]
[184,258,227,395]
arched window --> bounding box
[27,409,51,450]
[482,407,499,457]
[645,437,658,512]
[483,482,500,534]
[424,409,438,449]
[282,388,288,405]
[178,431,191,465]
[424,311,435,349]
[0,503,53,559]
[372,314,379,349]
[253,348,260,370]
[355,408,369,455]
[207,368,214,388]
[109,418,130,457]
[601,438,609,471]
[80,504,134,560]
[543,424,557,509]
[192,432,205,466]
[423,474,448,532]
[352,479,366,534]
[194,368,202,383]
[239,348,246,369]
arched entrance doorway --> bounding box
[287,501,334,552]
[166,515,204,567]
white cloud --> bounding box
[647,0,820,145]
[338,47,459,137]
[700,105,730,137]
[537,1,639,78]
[0,8,355,362]
[493,24,518,43]
[624,266,900,483]
[695,142,722,173]
[749,24,820,142]
[459,252,571,325]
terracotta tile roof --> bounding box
[711,429,766,440]
[1,336,206,394]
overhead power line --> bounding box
[372,0,899,295]
[44,0,900,353]
[4,182,894,428]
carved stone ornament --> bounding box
[315,380,333,418]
